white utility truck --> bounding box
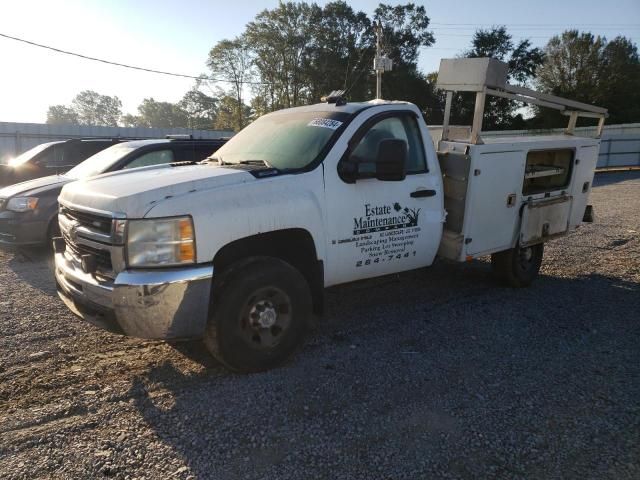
[54,59,606,372]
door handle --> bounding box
[410,189,436,198]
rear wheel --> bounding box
[204,257,312,373]
[491,243,544,288]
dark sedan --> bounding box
[0,138,226,246]
[0,138,123,188]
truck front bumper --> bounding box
[54,251,213,339]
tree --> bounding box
[536,31,640,125]
[124,98,189,128]
[441,26,545,130]
[46,90,122,126]
[214,94,250,131]
[179,88,218,130]
[71,90,122,126]
[374,3,435,69]
[207,38,253,130]
[46,105,79,125]
[238,1,438,114]
[245,2,317,110]
[306,2,372,102]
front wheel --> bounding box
[204,257,312,373]
[491,243,544,288]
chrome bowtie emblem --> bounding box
[69,222,79,241]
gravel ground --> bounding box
[0,171,638,480]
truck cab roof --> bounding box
[269,99,415,117]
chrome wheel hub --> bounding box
[239,287,292,349]
[250,301,278,328]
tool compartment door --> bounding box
[464,149,525,256]
[520,195,572,246]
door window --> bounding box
[172,145,195,163]
[38,145,66,168]
[123,149,175,169]
[347,115,427,176]
[194,144,220,161]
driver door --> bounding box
[324,111,442,286]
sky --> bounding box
[1,0,639,124]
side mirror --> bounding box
[375,139,407,181]
[337,158,359,184]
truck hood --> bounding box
[0,175,70,198]
[59,164,255,218]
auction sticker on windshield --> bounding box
[308,118,343,130]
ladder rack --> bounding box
[436,58,608,145]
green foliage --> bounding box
[71,90,122,126]
[122,98,189,129]
[214,95,251,131]
[535,31,640,125]
[446,26,545,130]
[207,38,253,130]
[373,3,434,68]
[46,105,79,125]
[179,88,218,130]
[244,1,317,109]
[46,90,122,126]
[207,1,439,127]
[306,2,373,102]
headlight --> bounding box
[127,216,195,267]
[6,197,39,212]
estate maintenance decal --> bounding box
[334,202,422,268]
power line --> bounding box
[0,32,269,85]
[429,26,640,31]
[430,22,640,26]
[434,33,558,39]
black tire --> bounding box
[491,243,544,288]
[204,257,312,373]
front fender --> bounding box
[144,168,326,264]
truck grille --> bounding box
[59,205,123,277]
[66,240,113,271]
[59,205,112,235]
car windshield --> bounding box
[211,111,350,170]
[7,142,60,167]
[66,143,138,179]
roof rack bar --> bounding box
[486,88,566,111]
[505,84,607,114]
[436,58,608,145]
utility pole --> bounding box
[375,20,383,99]
[373,20,392,100]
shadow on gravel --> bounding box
[5,246,57,296]
[127,268,639,479]
[167,341,221,369]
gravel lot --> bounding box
[1,171,638,479]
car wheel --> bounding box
[491,243,544,288]
[204,257,312,373]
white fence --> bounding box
[0,122,234,163]
[482,123,640,169]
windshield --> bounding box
[8,142,60,167]
[66,143,138,179]
[211,111,351,170]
